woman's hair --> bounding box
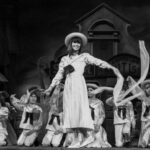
[67,37,83,55]
[28,87,41,103]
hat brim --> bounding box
[86,83,99,89]
[141,79,150,89]
[65,32,87,47]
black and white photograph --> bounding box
[0,0,150,149]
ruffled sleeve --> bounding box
[11,96,24,111]
[50,56,65,87]
[84,53,113,69]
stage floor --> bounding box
[0,147,149,150]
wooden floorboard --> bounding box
[0,147,149,150]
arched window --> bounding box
[88,19,120,61]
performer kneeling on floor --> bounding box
[10,87,43,147]
[80,83,112,148]
[42,84,66,147]
[0,92,10,146]
[106,79,136,147]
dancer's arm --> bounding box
[90,87,113,95]
[84,53,123,105]
[45,57,65,94]
[10,94,25,111]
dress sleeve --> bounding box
[0,107,9,120]
[50,57,65,88]
[11,97,24,111]
[84,53,113,69]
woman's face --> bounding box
[87,87,94,98]
[71,38,81,51]
[29,94,37,104]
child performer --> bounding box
[80,83,111,148]
[42,83,66,147]
[0,91,17,146]
[114,41,150,147]
[0,92,9,146]
[134,79,150,148]
[106,80,136,147]
[10,87,43,146]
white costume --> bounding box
[138,101,150,147]
[43,84,66,147]
[42,112,66,147]
[86,98,111,148]
[11,96,42,146]
[0,107,9,145]
[50,53,113,129]
[127,78,150,147]
[113,101,135,147]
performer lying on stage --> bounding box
[10,87,43,146]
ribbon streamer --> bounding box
[117,41,149,106]
[121,41,149,99]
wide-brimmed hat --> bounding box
[86,83,99,89]
[141,79,150,90]
[65,32,87,47]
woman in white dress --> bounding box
[44,32,121,148]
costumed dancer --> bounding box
[115,41,150,147]
[129,78,150,147]
[138,80,150,147]
[0,91,17,146]
[106,79,136,147]
[44,32,122,148]
[10,87,43,146]
[80,83,111,148]
[0,92,9,146]
[42,83,66,147]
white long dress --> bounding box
[50,53,112,129]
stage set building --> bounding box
[0,2,148,145]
